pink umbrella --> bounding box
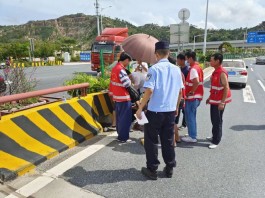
[122,34,159,64]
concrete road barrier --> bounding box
[0,92,113,182]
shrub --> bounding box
[0,67,39,111]
[64,73,110,97]
[71,55,80,62]
[2,67,37,95]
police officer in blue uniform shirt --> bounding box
[136,41,183,180]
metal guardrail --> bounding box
[0,83,89,104]
[0,83,89,118]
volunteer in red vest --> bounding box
[206,53,232,149]
[181,51,204,143]
[109,52,132,143]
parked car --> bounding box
[0,74,7,93]
[0,62,5,69]
[256,56,265,64]
[222,59,248,88]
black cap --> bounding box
[155,41,169,51]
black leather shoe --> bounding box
[163,166,173,178]
[141,167,157,180]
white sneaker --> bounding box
[181,136,197,143]
[208,144,218,149]
[206,137,213,142]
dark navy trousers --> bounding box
[144,110,176,171]
[115,101,132,141]
[211,104,225,145]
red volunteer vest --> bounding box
[209,66,232,105]
[185,64,204,101]
[109,62,130,102]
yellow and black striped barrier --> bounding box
[12,61,64,68]
[31,61,63,67]
[0,92,113,182]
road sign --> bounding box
[178,8,190,22]
[247,31,265,43]
[170,23,190,44]
[80,52,91,62]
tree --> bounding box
[7,42,28,59]
[34,41,56,58]
[218,42,233,53]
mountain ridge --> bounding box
[0,13,264,49]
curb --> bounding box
[203,66,214,80]
[63,62,90,66]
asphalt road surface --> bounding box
[0,63,96,98]
[32,63,96,98]
[1,59,265,198]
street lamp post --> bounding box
[243,27,248,51]
[100,6,112,34]
[193,34,204,51]
[203,0,209,55]
[193,33,213,51]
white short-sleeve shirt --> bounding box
[189,68,199,80]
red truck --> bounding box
[90,27,128,71]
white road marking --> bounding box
[5,133,118,198]
[243,85,256,103]
[257,80,265,92]
[251,68,253,72]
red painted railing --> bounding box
[0,83,89,118]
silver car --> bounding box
[256,56,265,64]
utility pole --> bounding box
[29,38,35,61]
[95,0,100,36]
[203,0,209,55]
[28,46,31,62]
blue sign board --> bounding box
[80,52,91,62]
[247,31,265,43]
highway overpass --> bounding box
[170,40,265,51]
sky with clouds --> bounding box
[0,0,265,30]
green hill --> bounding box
[0,13,264,50]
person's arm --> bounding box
[141,63,148,73]
[132,73,140,89]
[219,72,229,110]
[187,77,199,95]
[136,88,153,119]
[206,96,210,105]
[119,69,131,88]
[176,89,182,116]
[187,68,199,96]
[136,69,155,119]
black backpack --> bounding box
[126,85,140,103]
